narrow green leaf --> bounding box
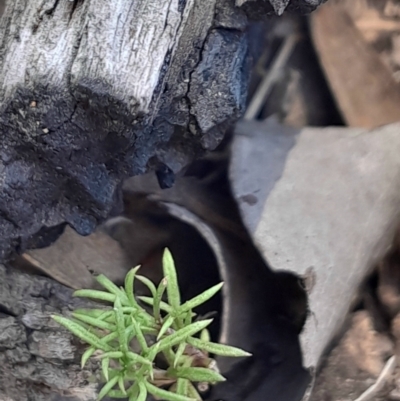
[97,313,116,325]
[125,266,141,307]
[174,342,187,367]
[114,298,128,353]
[131,316,148,352]
[118,376,127,395]
[72,312,116,331]
[176,378,189,396]
[162,347,176,366]
[187,382,202,401]
[126,351,153,365]
[136,275,157,298]
[98,374,119,400]
[155,319,212,352]
[138,296,172,313]
[137,381,148,401]
[145,381,195,401]
[98,310,114,321]
[177,283,223,314]
[135,311,158,329]
[107,389,129,399]
[98,351,124,359]
[121,306,138,313]
[158,315,175,340]
[154,277,168,321]
[136,360,154,379]
[73,289,116,303]
[102,331,119,344]
[200,328,210,343]
[106,308,155,326]
[101,357,110,381]
[126,312,157,330]
[123,315,131,327]
[52,315,112,352]
[183,311,193,327]
[96,274,129,305]
[104,368,120,381]
[168,367,226,383]
[126,324,136,342]
[141,326,158,336]
[74,309,110,318]
[81,346,95,368]
[128,383,139,401]
[162,248,181,310]
[147,342,160,362]
[187,337,252,357]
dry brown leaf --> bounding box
[311,0,400,128]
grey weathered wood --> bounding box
[0,0,327,260]
[2,0,182,116]
[0,0,249,260]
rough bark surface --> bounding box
[0,0,250,260]
[0,0,325,261]
[237,0,326,17]
[0,264,104,401]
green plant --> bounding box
[52,248,250,401]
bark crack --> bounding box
[0,208,21,231]
[68,0,84,22]
[185,25,215,135]
[0,304,17,317]
[45,0,61,17]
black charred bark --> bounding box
[0,0,325,260]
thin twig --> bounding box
[244,33,298,120]
[353,356,396,401]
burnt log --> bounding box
[237,0,326,18]
[0,0,325,261]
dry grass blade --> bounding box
[353,356,396,401]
